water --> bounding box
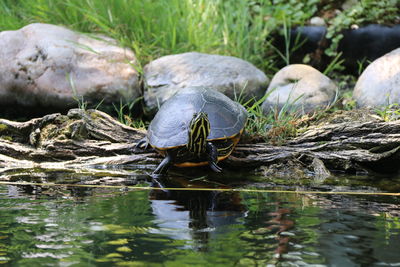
[0,168,399,266]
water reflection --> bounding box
[0,173,400,266]
[316,199,400,266]
[266,208,294,256]
[149,176,247,251]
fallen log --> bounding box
[0,108,398,180]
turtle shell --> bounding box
[148,87,248,149]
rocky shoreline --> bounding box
[1,108,399,181]
[1,23,400,119]
[1,23,400,181]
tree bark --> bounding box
[0,108,398,179]
[228,119,400,173]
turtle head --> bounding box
[187,112,210,156]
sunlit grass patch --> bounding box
[239,87,305,144]
[0,0,284,73]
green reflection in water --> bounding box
[0,182,400,266]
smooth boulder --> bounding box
[143,52,269,113]
[0,23,140,111]
[354,48,400,107]
[262,64,337,114]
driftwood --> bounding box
[229,118,400,174]
[1,108,399,181]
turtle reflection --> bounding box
[148,177,247,251]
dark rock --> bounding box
[273,26,329,69]
[273,24,400,75]
[339,24,400,74]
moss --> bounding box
[54,115,69,124]
[0,124,7,132]
[90,111,101,120]
[0,136,12,141]
[40,124,61,142]
[68,120,88,140]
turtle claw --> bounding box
[135,137,149,151]
[210,162,222,173]
[206,142,222,173]
[152,154,172,175]
[151,173,166,179]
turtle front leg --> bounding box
[153,153,172,175]
[206,142,222,172]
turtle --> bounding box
[137,87,248,175]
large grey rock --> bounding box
[0,23,140,110]
[143,52,269,113]
[354,48,400,107]
[262,64,337,114]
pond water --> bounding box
[0,167,399,266]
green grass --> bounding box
[0,0,321,74]
[375,95,400,122]
[67,72,88,110]
[1,0,398,80]
[240,82,346,143]
[239,87,306,144]
[113,97,147,129]
[2,0,398,139]
[0,0,322,132]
